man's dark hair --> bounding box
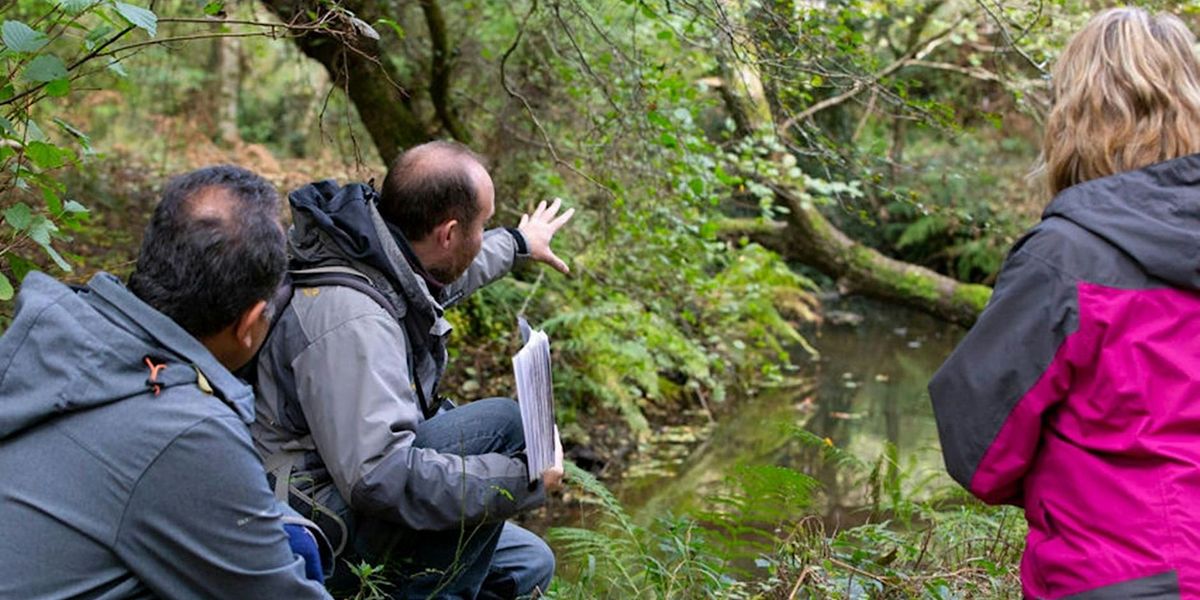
[378,140,486,241]
[128,165,286,338]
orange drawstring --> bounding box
[144,357,167,396]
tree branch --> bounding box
[419,0,470,142]
[778,17,964,133]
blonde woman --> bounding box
[930,8,1200,599]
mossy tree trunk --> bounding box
[719,181,991,328]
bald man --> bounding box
[252,142,572,599]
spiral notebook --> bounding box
[512,317,556,482]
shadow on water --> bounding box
[616,296,966,527]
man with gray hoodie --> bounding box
[252,141,573,599]
[0,166,331,599]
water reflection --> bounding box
[621,297,965,525]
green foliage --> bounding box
[0,0,165,302]
[345,560,392,600]
[548,462,743,599]
[549,427,1024,599]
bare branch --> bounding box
[975,0,1048,75]
[500,0,614,198]
[778,17,964,132]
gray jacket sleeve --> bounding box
[115,415,330,599]
[442,228,526,308]
[292,291,544,531]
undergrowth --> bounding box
[546,429,1024,600]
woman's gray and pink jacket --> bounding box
[931,154,1200,600]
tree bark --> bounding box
[718,181,992,328]
[261,0,430,166]
[419,0,469,143]
[212,35,241,147]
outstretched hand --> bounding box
[518,198,575,274]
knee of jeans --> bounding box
[529,537,555,592]
[477,397,525,452]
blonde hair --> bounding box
[1041,7,1200,196]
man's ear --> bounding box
[234,300,268,349]
[432,219,459,249]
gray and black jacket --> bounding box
[252,181,544,537]
[0,272,329,599]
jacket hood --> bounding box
[1043,153,1200,289]
[0,272,255,439]
[288,180,441,321]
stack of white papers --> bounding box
[512,317,556,482]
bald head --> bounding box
[127,165,286,339]
[379,140,492,242]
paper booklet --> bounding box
[512,317,556,482]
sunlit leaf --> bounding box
[2,21,48,53]
[0,272,12,301]
[4,203,32,231]
[113,2,157,37]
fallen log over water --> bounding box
[720,180,992,329]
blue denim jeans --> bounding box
[352,398,554,599]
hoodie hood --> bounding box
[287,180,443,322]
[0,272,254,439]
[1043,153,1200,289]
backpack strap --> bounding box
[288,267,403,322]
[289,267,435,417]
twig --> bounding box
[499,0,615,198]
[786,566,816,599]
[518,269,545,317]
[778,16,965,132]
[976,0,1047,75]
[904,59,1001,83]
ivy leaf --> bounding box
[113,2,157,37]
[2,21,49,53]
[4,202,32,231]
[0,271,11,301]
[22,55,68,82]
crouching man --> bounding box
[252,141,572,598]
[0,166,332,599]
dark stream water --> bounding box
[616,297,966,525]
